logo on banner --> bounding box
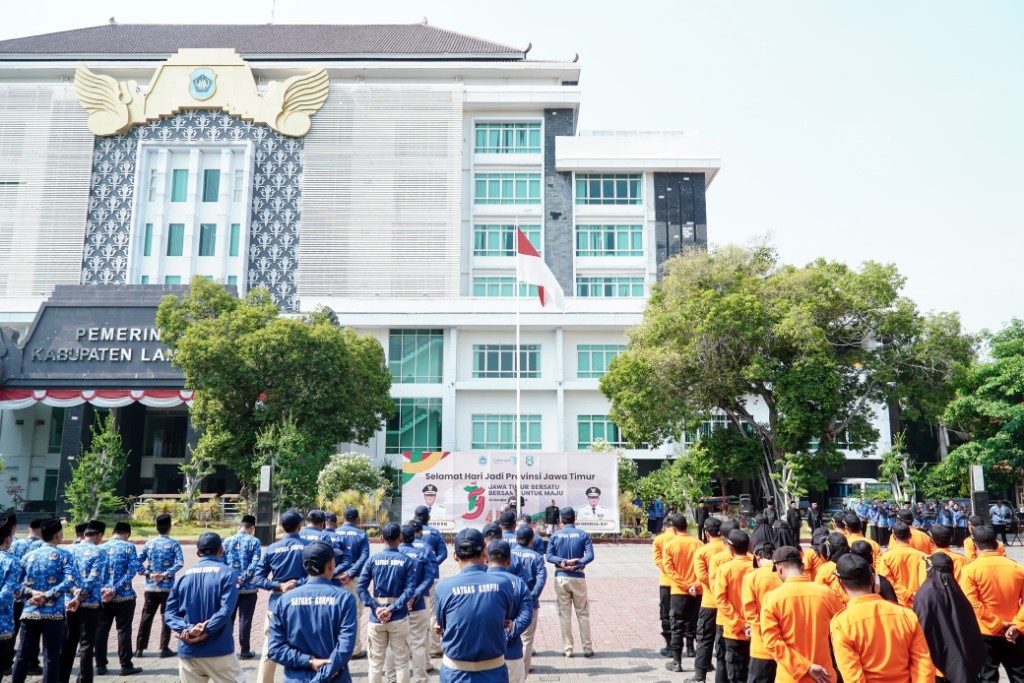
[525,456,535,467]
[478,455,488,466]
[462,483,486,520]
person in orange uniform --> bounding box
[843,514,882,565]
[760,546,844,683]
[652,514,677,656]
[829,554,933,682]
[706,521,739,683]
[898,510,936,555]
[926,525,967,582]
[661,514,703,672]
[877,522,927,607]
[713,530,756,683]
[814,532,850,604]
[959,525,1024,681]
[802,540,824,582]
[965,515,1006,562]
[741,543,781,682]
[831,512,848,538]
[689,518,727,683]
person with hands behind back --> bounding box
[357,523,417,683]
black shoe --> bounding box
[134,648,144,658]
[660,647,672,657]
[686,643,696,658]
[351,651,368,660]
[583,650,594,658]
[96,666,108,675]
[159,648,174,658]
[26,667,43,677]
[665,660,683,673]
[118,667,143,676]
[239,650,256,660]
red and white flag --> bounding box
[516,228,565,309]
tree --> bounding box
[939,319,1024,497]
[178,434,217,523]
[256,414,328,513]
[157,277,395,501]
[586,438,639,495]
[318,452,390,500]
[878,431,921,502]
[601,241,975,505]
[65,412,127,522]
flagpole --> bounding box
[514,217,522,520]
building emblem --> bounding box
[74,48,329,137]
[188,67,217,100]
[525,455,535,467]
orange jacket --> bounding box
[907,527,935,555]
[741,563,781,659]
[877,543,927,607]
[714,553,756,640]
[653,528,677,587]
[847,533,882,566]
[815,560,848,604]
[829,593,933,683]
[802,547,824,581]
[760,575,844,683]
[662,533,703,595]
[709,548,737,622]
[959,551,1024,636]
[965,536,1005,563]
[695,538,726,608]
[919,547,967,584]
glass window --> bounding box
[577,344,626,378]
[388,330,444,384]
[473,225,541,256]
[164,275,182,285]
[143,411,189,458]
[141,275,149,284]
[227,275,237,286]
[170,169,188,203]
[47,407,65,454]
[473,173,542,205]
[43,469,58,501]
[202,169,220,202]
[229,223,241,257]
[147,170,158,202]
[472,345,540,379]
[574,173,642,205]
[198,223,216,256]
[471,414,542,450]
[474,122,542,154]
[471,277,539,298]
[575,225,643,257]
[679,413,730,450]
[166,223,185,256]
[577,415,628,449]
[386,398,442,455]
[233,169,244,202]
[575,277,645,298]
[143,223,153,257]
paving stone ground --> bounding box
[27,539,1024,682]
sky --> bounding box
[4,1,1023,333]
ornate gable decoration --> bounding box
[74,48,329,137]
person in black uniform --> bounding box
[544,500,560,536]
[786,503,802,540]
[695,502,710,543]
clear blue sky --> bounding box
[6,1,1022,332]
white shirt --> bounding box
[576,504,608,520]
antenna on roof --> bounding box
[524,42,532,55]
[109,17,117,25]
[421,16,429,25]
[270,0,276,24]
[573,52,579,63]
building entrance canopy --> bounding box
[0,389,193,410]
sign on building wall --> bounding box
[401,451,620,533]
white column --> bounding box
[443,328,458,451]
[555,326,565,451]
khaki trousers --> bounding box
[507,656,526,683]
[427,582,442,656]
[256,611,276,683]
[554,576,592,654]
[368,618,411,683]
[385,608,429,683]
[521,608,539,672]
[179,653,245,683]
[343,578,366,656]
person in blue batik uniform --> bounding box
[334,508,370,660]
[0,516,21,678]
[546,508,595,658]
[413,506,448,659]
[222,514,262,660]
[434,528,517,683]
[59,519,108,683]
[12,517,80,683]
[316,512,353,587]
[486,541,533,683]
[358,523,416,683]
[164,532,242,683]
[135,514,183,659]
[10,516,44,671]
[385,524,436,683]
[268,541,357,683]
[510,524,546,674]
[94,521,143,677]
[254,510,310,683]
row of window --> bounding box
[140,275,238,285]
[471,276,645,298]
[472,173,642,206]
[150,168,245,204]
[472,224,644,258]
[142,223,242,258]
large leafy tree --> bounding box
[157,277,394,503]
[65,412,127,522]
[601,242,975,505]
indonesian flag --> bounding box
[517,228,565,309]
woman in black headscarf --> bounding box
[749,514,781,550]
[912,552,986,683]
[850,539,898,604]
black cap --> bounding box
[324,511,338,523]
[302,541,335,569]
[516,524,534,543]
[85,520,106,535]
[771,546,803,565]
[585,486,601,497]
[156,514,172,525]
[280,510,303,528]
[835,554,872,582]
[343,507,359,521]
[240,515,256,526]
[422,484,438,494]
[381,523,402,541]
[74,523,88,535]
[306,510,326,525]
[454,528,485,554]
[28,518,44,531]
[414,505,430,517]
[196,532,222,555]
[518,514,532,524]
[561,507,576,522]
[488,540,511,560]
[400,524,416,542]
[482,523,501,539]
[499,511,517,527]
[113,521,131,535]
[409,519,423,532]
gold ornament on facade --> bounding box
[74,48,329,137]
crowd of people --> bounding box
[654,505,1024,683]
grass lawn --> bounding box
[122,521,238,542]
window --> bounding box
[386,398,442,455]
[577,415,628,449]
[143,223,153,257]
[198,224,216,256]
[577,344,626,378]
[680,413,730,449]
[471,414,542,450]
[229,223,241,257]
[474,122,541,154]
[474,173,541,205]
[202,169,220,202]
[164,276,182,285]
[147,170,158,202]
[472,277,539,298]
[233,169,244,202]
[141,276,149,284]
[43,469,58,501]
[472,345,540,379]
[227,276,237,286]
[576,225,643,256]
[48,407,65,454]
[575,276,645,298]
[473,225,541,256]
[389,330,444,384]
[575,173,642,205]
[166,224,185,256]
[170,169,188,202]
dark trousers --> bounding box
[659,586,671,648]
[234,592,258,653]
[747,657,776,683]
[722,637,750,683]
[94,599,135,670]
[135,592,170,652]
[60,607,98,683]
[693,607,717,676]
[698,524,707,543]
[878,527,892,547]
[994,524,1010,546]
[714,626,726,683]
[12,619,66,683]
[668,594,700,654]
[648,518,659,534]
[979,635,1024,683]
[0,635,14,677]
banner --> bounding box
[401,451,619,534]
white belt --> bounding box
[442,655,505,672]
[375,597,399,605]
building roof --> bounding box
[0,23,527,61]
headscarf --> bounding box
[774,519,798,548]
[750,514,782,550]
[912,553,985,683]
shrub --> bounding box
[620,528,637,539]
[131,499,183,523]
[320,486,391,527]
[638,530,652,539]
[317,452,389,500]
